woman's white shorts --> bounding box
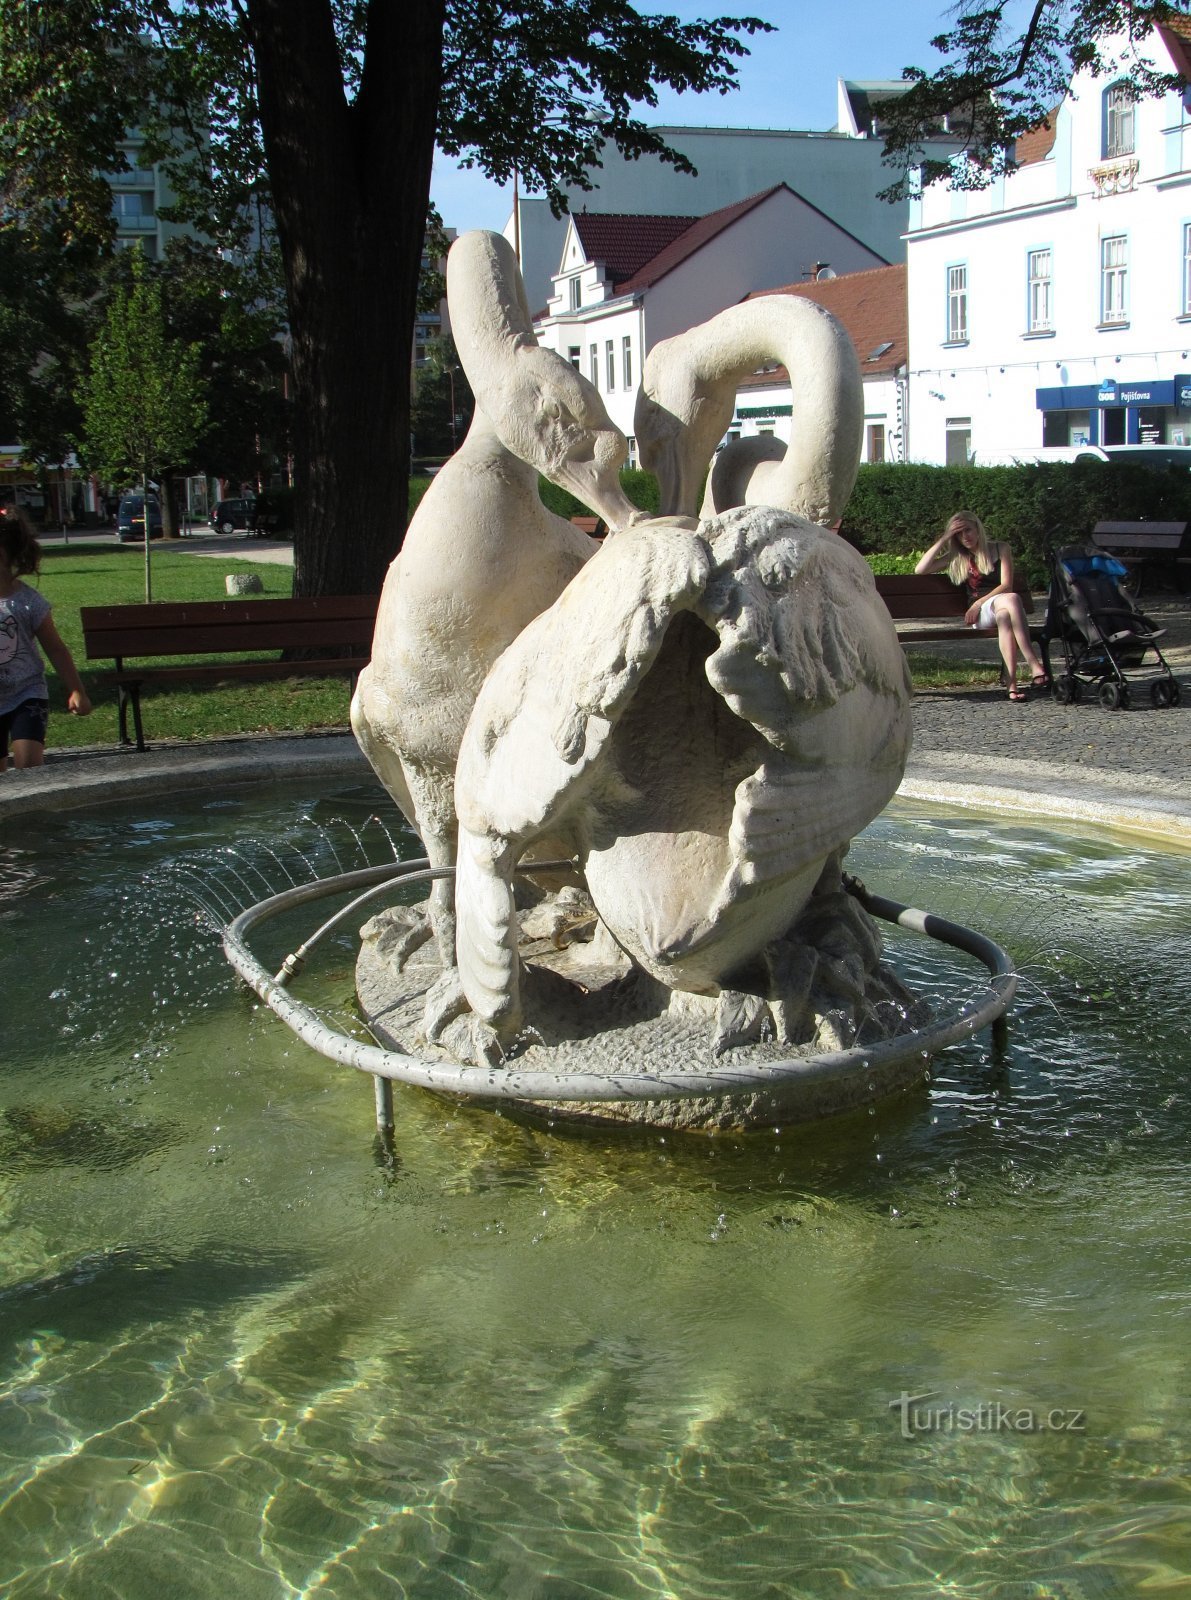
[973,597,997,630]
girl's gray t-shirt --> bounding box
[0,583,51,715]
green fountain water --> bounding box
[1,781,1187,1598]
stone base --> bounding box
[355,874,934,1133]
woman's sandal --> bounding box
[1031,673,1051,690]
[1008,685,1028,702]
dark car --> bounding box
[211,496,256,534]
[116,495,164,542]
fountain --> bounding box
[2,777,1189,1596]
[223,232,1015,1132]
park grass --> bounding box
[26,538,996,753]
[31,542,353,748]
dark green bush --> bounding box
[841,461,1191,585]
[537,468,661,522]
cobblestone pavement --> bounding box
[908,594,1191,784]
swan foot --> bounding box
[360,904,435,973]
[422,969,470,1044]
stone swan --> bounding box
[351,231,644,977]
[451,506,912,1058]
[634,297,865,525]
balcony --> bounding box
[1089,158,1139,197]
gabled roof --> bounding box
[570,212,698,287]
[614,186,794,293]
[743,262,907,381]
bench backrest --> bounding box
[1092,520,1189,555]
[873,572,1034,619]
[81,595,379,661]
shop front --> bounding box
[1036,376,1191,447]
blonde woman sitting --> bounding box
[916,512,1048,701]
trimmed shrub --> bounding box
[841,461,1191,585]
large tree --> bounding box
[879,0,1190,199]
[0,0,770,597]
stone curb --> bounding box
[2,731,1188,849]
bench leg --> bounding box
[117,685,147,752]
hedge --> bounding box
[409,468,662,526]
[840,461,1191,585]
[411,459,1191,588]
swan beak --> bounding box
[554,443,641,533]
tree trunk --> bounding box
[246,0,446,598]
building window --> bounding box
[569,276,581,311]
[1027,248,1052,332]
[622,336,632,391]
[1101,235,1128,324]
[866,423,886,463]
[626,434,637,468]
[606,340,615,390]
[590,345,599,388]
[1104,82,1135,159]
[1042,409,1091,447]
[1183,224,1191,316]
[946,264,967,342]
[945,418,971,466]
[567,346,580,369]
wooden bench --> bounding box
[81,595,379,751]
[874,572,1038,645]
[1090,521,1190,595]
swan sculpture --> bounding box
[634,297,864,524]
[354,230,911,1069]
[451,507,912,1057]
[351,231,644,973]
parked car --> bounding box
[211,496,256,534]
[116,495,164,542]
[1073,445,1191,470]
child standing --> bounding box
[0,507,92,771]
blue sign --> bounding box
[1097,380,1119,405]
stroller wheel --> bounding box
[1151,679,1179,708]
[1171,680,1182,706]
[1098,681,1128,710]
[1053,675,1073,704]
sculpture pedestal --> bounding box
[355,881,932,1133]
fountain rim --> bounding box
[222,856,1016,1105]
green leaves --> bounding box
[878,0,1189,200]
[76,247,207,482]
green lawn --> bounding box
[26,539,997,754]
[33,542,354,748]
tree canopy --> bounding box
[0,0,772,595]
[879,0,1191,198]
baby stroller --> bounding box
[1041,544,1180,709]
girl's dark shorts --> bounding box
[0,697,50,756]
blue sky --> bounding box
[429,0,968,232]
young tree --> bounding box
[878,0,1190,199]
[0,0,771,597]
[77,248,207,574]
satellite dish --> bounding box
[815,265,837,281]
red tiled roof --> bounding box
[743,263,907,381]
[1158,13,1191,78]
[571,212,698,287]
[1015,111,1059,166]
[614,185,793,293]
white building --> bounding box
[905,17,1191,464]
[533,185,887,456]
[730,264,908,464]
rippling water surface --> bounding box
[0,782,1188,1599]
